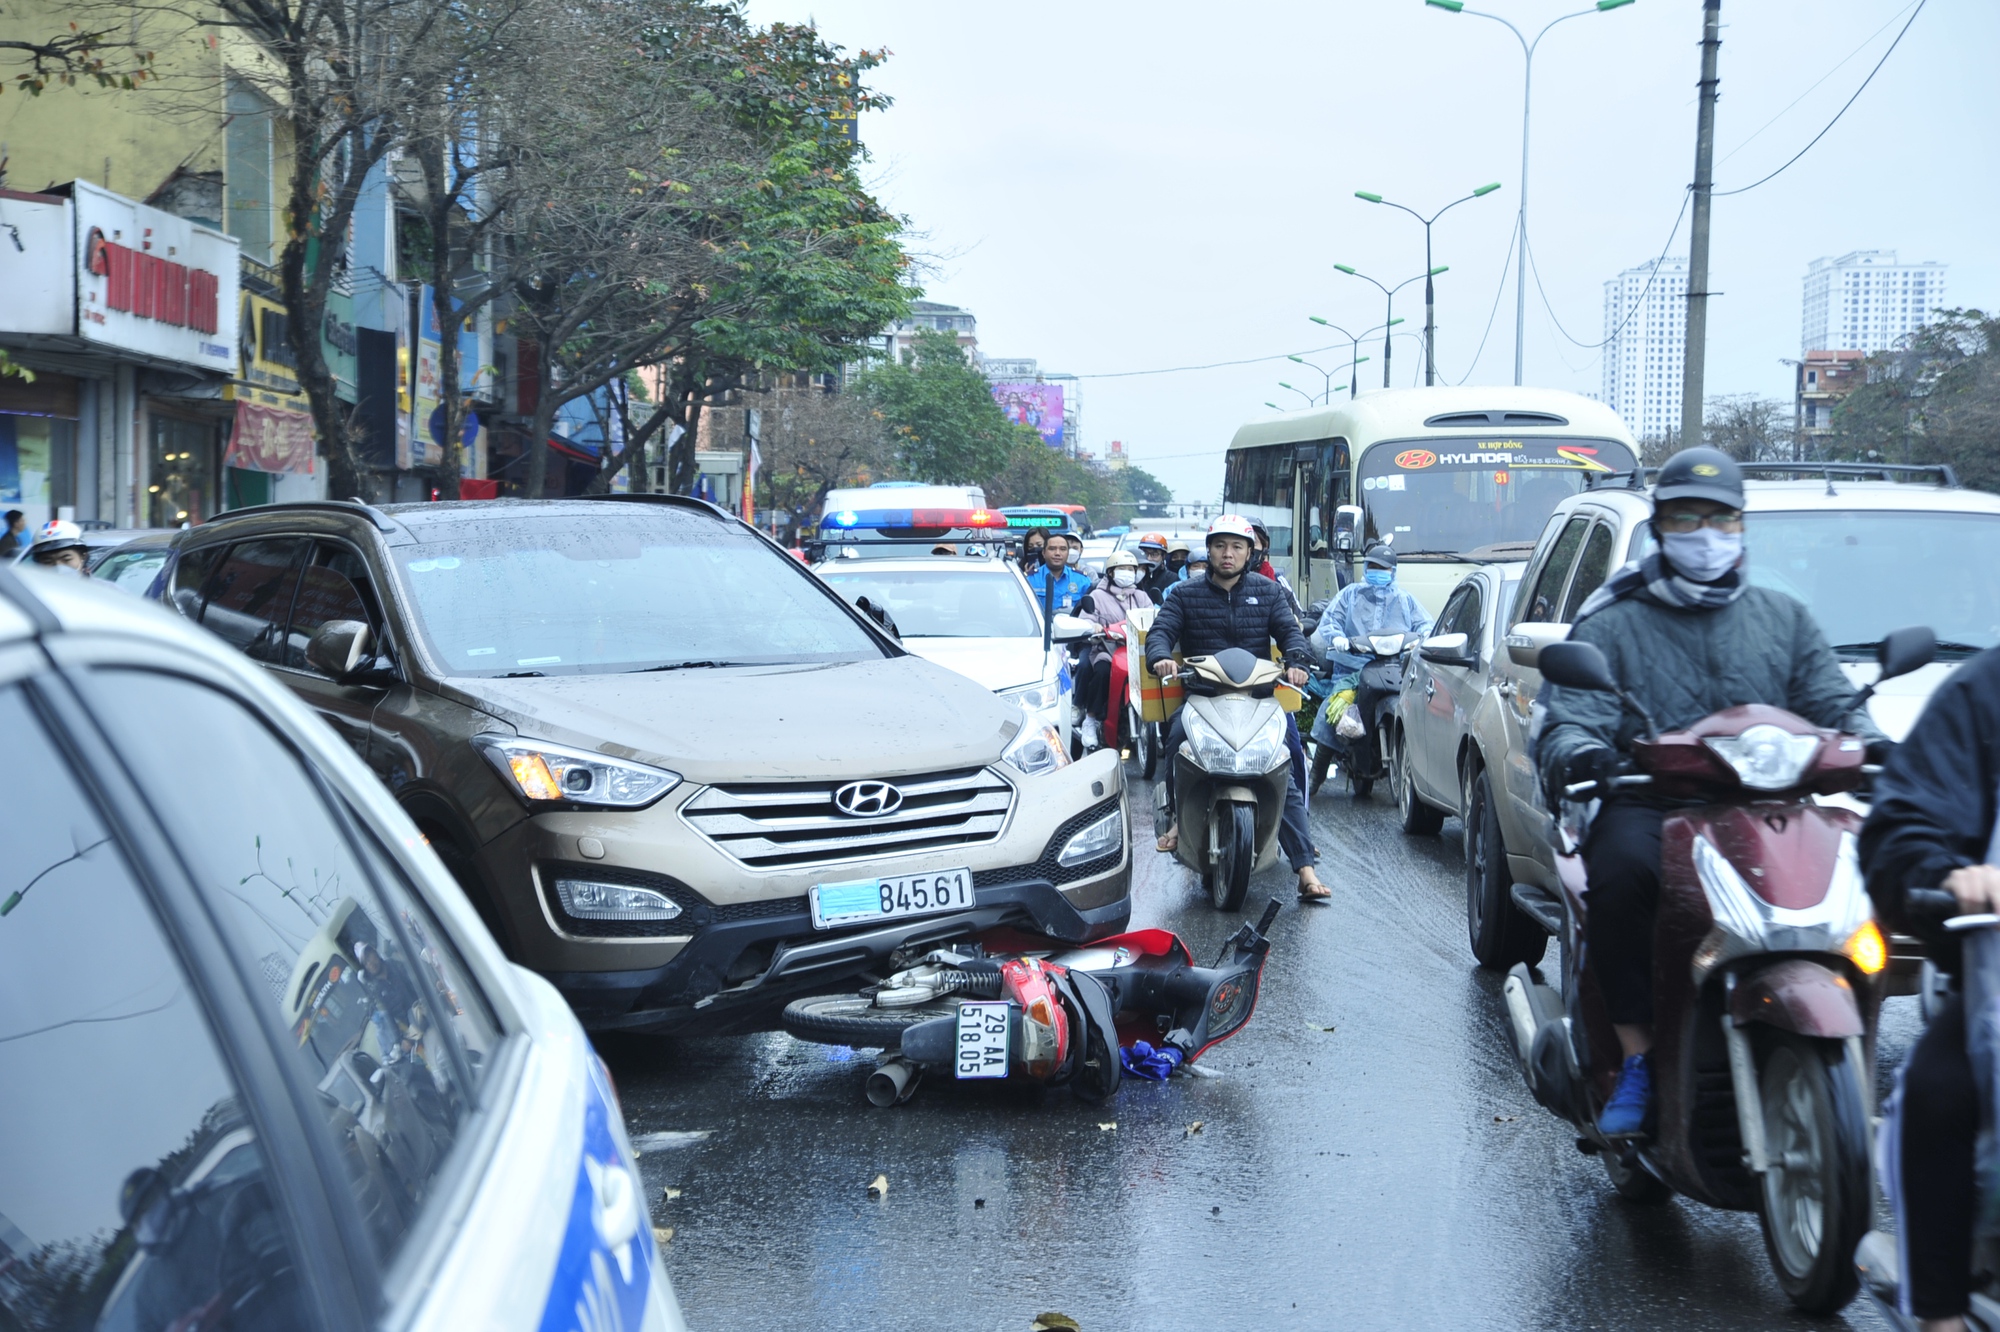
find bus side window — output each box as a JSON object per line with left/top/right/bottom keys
{"left": 1520, "top": 517, "right": 1589, "bottom": 625}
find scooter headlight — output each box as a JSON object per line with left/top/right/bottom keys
{"left": 1703, "top": 724, "right": 1820, "bottom": 791}
{"left": 1369, "top": 633, "right": 1405, "bottom": 656}
{"left": 1182, "top": 709, "right": 1289, "bottom": 777}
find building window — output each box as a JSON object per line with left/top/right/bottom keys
{"left": 225, "top": 78, "right": 276, "bottom": 263}
{"left": 148, "top": 414, "right": 218, "bottom": 526}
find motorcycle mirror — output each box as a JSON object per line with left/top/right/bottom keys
{"left": 1537, "top": 640, "right": 1618, "bottom": 694}
{"left": 1877, "top": 625, "right": 1937, "bottom": 683}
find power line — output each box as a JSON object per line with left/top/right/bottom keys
{"left": 1067, "top": 341, "right": 1354, "bottom": 380}
{"left": 1523, "top": 188, "right": 1691, "bottom": 351}
{"left": 1716, "top": 0, "right": 1920, "bottom": 167}
{"left": 1445, "top": 222, "right": 1519, "bottom": 387}
{"left": 1714, "top": 0, "right": 1927, "bottom": 197}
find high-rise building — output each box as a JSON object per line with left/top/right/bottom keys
{"left": 1800, "top": 251, "right": 1947, "bottom": 355}
{"left": 1601, "top": 255, "right": 1689, "bottom": 443}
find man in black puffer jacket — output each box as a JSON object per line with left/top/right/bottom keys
{"left": 1145, "top": 515, "right": 1325, "bottom": 899}
{"left": 1537, "top": 447, "right": 1883, "bottom": 1138}
{"left": 1859, "top": 646, "right": 2000, "bottom": 1331}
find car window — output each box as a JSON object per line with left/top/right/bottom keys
{"left": 1517, "top": 517, "right": 1589, "bottom": 625}
{"left": 394, "top": 508, "right": 887, "bottom": 676}
{"left": 202, "top": 540, "right": 308, "bottom": 662}
{"left": 1560, "top": 523, "right": 1617, "bottom": 622}
{"left": 0, "top": 684, "right": 306, "bottom": 1331}
{"left": 93, "top": 546, "right": 170, "bottom": 595}
{"left": 168, "top": 543, "right": 227, "bottom": 619}
{"left": 819, "top": 569, "right": 1040, "bottom": 638}
{"left": 285, "top": 543, "right": 385, "bottom": 672}
{"left": 90, "top": 669, "right": 488, "bottom": 1269}
{"left": 1433, "top": 584, "right": 1475, "bottom": 640}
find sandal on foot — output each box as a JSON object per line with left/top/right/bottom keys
{"left": 1297, "top": 874, "right": 1332, "bottom": 903}
{"left": 1155, "top": 828, "right": 1179, "bottom": 853}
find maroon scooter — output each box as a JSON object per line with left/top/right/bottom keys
{"left": 1503, "top": 629, "right": 1934, "bottom": 1315}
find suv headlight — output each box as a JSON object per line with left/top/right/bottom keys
{"left": 1182, "top": 709, "right": 1289, "bottom": 776}
{"left": 474, "top": 735, "right": 680, "bottom": 809}
{"left": 1002, "top": 713, "right": 1072, "bottom": 777}
{"left": 1057, "top": 806, "right": 1125, "bottom": 867}
{"left": 1003, "top": 679, "right": 1064, "bottom": 712}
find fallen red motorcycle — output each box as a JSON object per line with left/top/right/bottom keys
{"left": 780, "top": 900, "right": 1281, "bottom": 1106}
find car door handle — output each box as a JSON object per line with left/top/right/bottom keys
{"left": 1425, "top": 678, "right": 1436, "bottom": 699}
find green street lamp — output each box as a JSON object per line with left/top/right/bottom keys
{"left": 1334, "top": 265, "right": 1444, "bottom": 388}
{"left": 1354, "top": 184, "right": 1501, "bottom": 384}
{"left": 1425, "top": 0, "right": 1636, "bottom": 384}
{"left": 1308, "top": 315, "right": 1402, "bottom": 395}
{"left": 1286, "top": 352, "right": 1370, "bottom": 403}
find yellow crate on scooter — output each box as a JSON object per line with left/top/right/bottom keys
{"left": 1123, "top": 608, "right": 1303, "bottom": 718}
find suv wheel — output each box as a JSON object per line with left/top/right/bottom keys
{"left": 1465, "top": 771, "right": 1545, "bottom": 969}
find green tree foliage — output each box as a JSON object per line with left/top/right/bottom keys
{"left": 1831, "top": 309, "right": 2000, "bottom": 492}
{"left": 0, "top": 13, "right": 153, "bottom": 95}
{"left": 855, "top": 329, "right": 1018, "bottom": 485}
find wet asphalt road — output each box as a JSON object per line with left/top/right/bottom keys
{"left": 602, "top": 776, "right": 1919, "bottom": 1331}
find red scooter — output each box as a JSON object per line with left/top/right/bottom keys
{"left": 1507, "top": 630, "right": 1934, "bottom": 1314}
{"left": 781, "top": 900, "right": 1280, "bottom": 1106}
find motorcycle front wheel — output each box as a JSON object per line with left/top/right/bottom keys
{"left": 1756, "top": 1034, "right": 1869, "bottom": 1314}
{"left": 1209, "top": 801, "right": 1255, "bottom": 911}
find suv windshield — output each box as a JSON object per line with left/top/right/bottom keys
{"left": 821, "top": 567, "right": 1041, "bottom": 638}
{"left": 395, "top": 509, "right": 887, "bottom": 676}
{"left": 1359, "top": 437, "right": 1638, "bottom": 557}
{"left": 1743, "top": 509, "right": 2000, "bottom": 660}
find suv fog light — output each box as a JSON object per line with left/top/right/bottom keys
{"left": 555, "top": 877, "right": 684, "bottom": 921}
{"left": 1057, "top": 807, "right": 1124, "bottom": 867}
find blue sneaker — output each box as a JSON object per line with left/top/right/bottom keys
{"left": 1599, "top": 1053, "right": 1654, "bottom": 1138}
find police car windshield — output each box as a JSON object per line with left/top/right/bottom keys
{"left": 1359, "top": 437, "right": 1637, "bottom": 557}
{"left": 821, "top": 568, "right": 1041, "bottom": 638}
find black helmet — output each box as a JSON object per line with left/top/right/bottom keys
{"left": 1363, "top": 542, "right": 1397, "bottom": 570}
{"left": 1652, "top": 447, "right": 1745, "bottom": 510}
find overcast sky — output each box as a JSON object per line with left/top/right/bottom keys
{"left": 746, "top": 0, "right": 1997, "bottom": 503}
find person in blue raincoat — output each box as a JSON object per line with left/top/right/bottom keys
{"left": 1308, "top": 543, "right": 1431, "bottom": 743}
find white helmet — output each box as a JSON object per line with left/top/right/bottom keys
{"left": 29, "top": 518, "right": 89, "bottom": 561}
{"left": 1207, "top": 514, "right": 1256, "bottom": 547}
{"left": 1104, "top": 550, "right": 1141, "bottom": 571}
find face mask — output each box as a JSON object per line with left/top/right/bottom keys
{"left": 1661, "top": 527, "right": 1742, "bottom": 583}
{"left": 1364, "top": 568, "right": 1394, "bottom": 588}
{"left": 1111, "top": 568, "right": 1138, "bottom": 588}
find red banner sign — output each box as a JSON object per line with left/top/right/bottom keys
{"left": 226, "top": 400, "right": 316, "bottom": 476}
{"left": 86, "top": 228, "right": 221, "bottom": 334}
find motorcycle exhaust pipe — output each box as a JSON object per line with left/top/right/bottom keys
{"left": 1501, "top": 973, "right": 1540, "bottom": 1071}
{"left": 867, "top": 1056, "right": 922, "bottom": 1108}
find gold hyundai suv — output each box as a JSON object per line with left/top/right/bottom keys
{"left": 152, "top": 496, "right": 1130, "bottom": 1033}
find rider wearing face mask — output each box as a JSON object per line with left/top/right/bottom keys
{"left": 1073, "top": 551, "right": 1155, "bottom": 749}
{"left": 1311, "top": 543, "right": 1431, "bottom": 677}
{"left": 1538, "top": 447, "right": 1885, "bottom": 1139}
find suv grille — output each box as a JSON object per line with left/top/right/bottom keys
{"left": 681, "top": 767, "right": 1015, "bottom": 870}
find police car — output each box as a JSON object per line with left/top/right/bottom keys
{"left": 0, "top": 566, "right": 686, "bottom": 1331}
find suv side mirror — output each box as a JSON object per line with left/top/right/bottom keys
{"left": 1418, "top": 631, "right": 1475, "bottom": 668}
{"left": 1878, "top": 625, "right": 1937, "bottom": 683}
{"left": 308, "top": 619, "right": 374, "bottom": 678}
{"left": 1537, "top": 640, "right": 1617, "bottom": 693}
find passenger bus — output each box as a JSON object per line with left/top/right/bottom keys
{"left": 1221, "top": 387, "right": 1639, "bottom": 616}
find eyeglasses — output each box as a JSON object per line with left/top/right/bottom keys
{"left": 1656, "top": 510, "right": 1744, "bottom": 535}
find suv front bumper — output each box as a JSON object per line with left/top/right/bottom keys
{"left": 471, "top": 750, "right": 1132, "bottom": 1031}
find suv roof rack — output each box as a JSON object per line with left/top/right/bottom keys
{"left": 572, "top": 493, "right": 731, "bottom": 517}
{"left": 1736, "top": 461, "right": 1959, "bottom": 488}
{"left": 1583, "top": 467, "right": 1654, "bottom": 492}
{"left": 203, "top": 498, "right": 401, "bottom": 533}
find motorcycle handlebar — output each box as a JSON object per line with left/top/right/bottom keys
{"left": 1905, "top": 888, "right": 1962, "bottom": 920}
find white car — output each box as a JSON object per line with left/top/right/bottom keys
{"left": 816, "top": 554, "right": 1090, "bottom": 741}
{"left": 0, "top": 566, "right": 686, "bottom": 1332}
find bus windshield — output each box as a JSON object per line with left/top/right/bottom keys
{"left": 1357, "top": 437, "right": 1636, "bottom": 557}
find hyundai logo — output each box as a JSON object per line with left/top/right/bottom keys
{"left": 832, "top": 780, "right": 903, "bottom": 818}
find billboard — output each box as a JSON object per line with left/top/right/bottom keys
{"left": 73, "top": 179, "right": 239, "bottom": 372}
{"left": 992, "top": 382, "right": 1064, "bottom": 448}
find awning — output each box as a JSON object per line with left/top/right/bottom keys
{"left": 225, "top": 399, "right": 315, "bottom": 475}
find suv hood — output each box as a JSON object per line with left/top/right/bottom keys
{"left": 446, "top": 655, "right": 1021, "bottom": 783}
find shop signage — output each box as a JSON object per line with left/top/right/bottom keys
{"left": 73, "top": 180, "right": 239, "bottom": 372}
{"left": 0, "top": 189, "right": 74, "bottom": 334}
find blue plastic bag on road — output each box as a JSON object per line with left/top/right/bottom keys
{"left": 1120, "top": 1040, "right": 1184, "bottom": 1081}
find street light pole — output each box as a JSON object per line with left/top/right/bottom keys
{"left": 1285, "top": 354, "right": 1371, "bottom": 404}
{"left": 1355, "top": 183, "right": 1501, "bottom": 384}
{"left": 1334, "top": 266, "right": 1442, "bottom": 389}
{"left": 1425, "top": 0, "right": 1635, "bottom": 385}
{"left": 1310, "top": 316, "right": 1404, "bottom": 396}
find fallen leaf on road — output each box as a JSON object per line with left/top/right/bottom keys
{"left": 1184, "top": 1121, "right": 1205, "bottom": 1137}
{"left": 867, "top": 1173, "right": 889, "bottom": 1199}
{"left": 652, "top": 1227, "right": 674, "bottom": 1244}
{"left": 1305, "top": 1022, "right": 1337, "bottom": 1033}
{"left": 1096, "top": 1122, "right": 1117, "bottom": 1132}
{"left": 974, "top": 1197, "right": 986, "bottom": 1208}
{"left": 1031, "top": 1314, "right": 1081, "bottom": 1331}
{"left": 1493, "top": 1115, "right": 1517, "bottom": 1123}
{"left": 661, "top": 1186, "right": 682, "bottom": 1201}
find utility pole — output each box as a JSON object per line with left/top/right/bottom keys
{"left": 1679, "top": 0, "right": 1721, "bottom": 451}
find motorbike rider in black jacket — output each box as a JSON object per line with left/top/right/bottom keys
{"left": 1538, "top": 447, "right": 1883, "bottom": 1138}
{"left": 1859, "top": 645, "right": 2000, "bottom": 1332}
{"left": 1145, "top": 515, "right": 1327, "bottom": 901}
